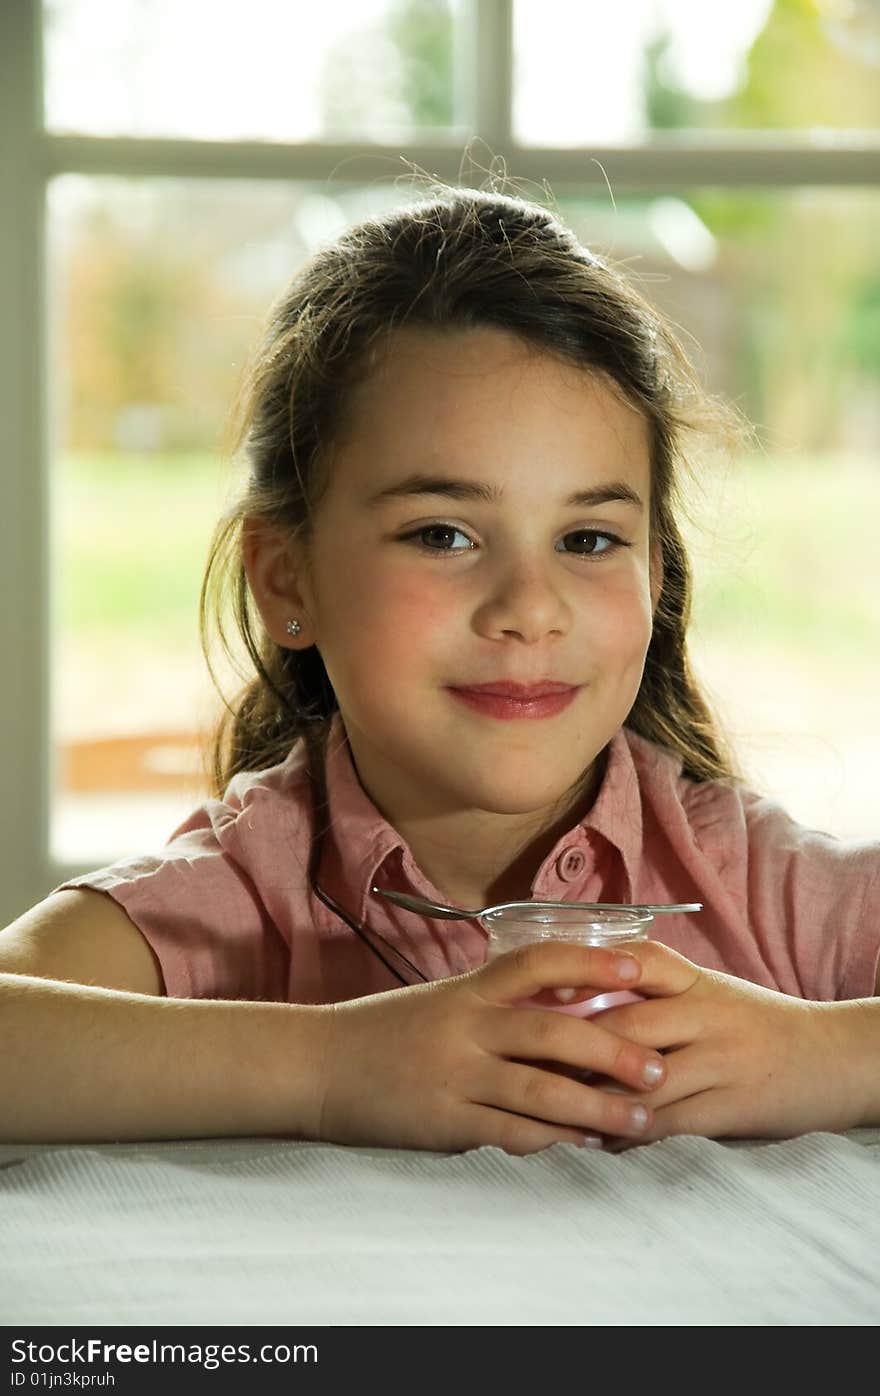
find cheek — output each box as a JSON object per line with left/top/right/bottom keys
{"left": 586, "top": 575, "right": 654, "bottom": 660}
{"left": 315, "top": 552, "right": 455, "bottom": 655}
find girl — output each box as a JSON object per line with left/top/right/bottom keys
{"left": 2, "top": 188, "right": 878, "bottom": 1153}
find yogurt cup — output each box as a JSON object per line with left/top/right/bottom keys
{"left": 479, "top": 904, "right": 653, "bottom": 1017}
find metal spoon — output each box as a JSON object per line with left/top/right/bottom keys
{"left": 371, "top": 887, "right": 702, "bottom": 921}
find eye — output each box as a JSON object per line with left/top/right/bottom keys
{"left": 557, "top": 530, "right": 626, "bottom": 556}
{"left": 402, "top": 524, "right": 475, "bottom": 553}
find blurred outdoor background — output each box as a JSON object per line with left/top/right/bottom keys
{"left": 41, "top": 0, "right": 880, "bottom": 862}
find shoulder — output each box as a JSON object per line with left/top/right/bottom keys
{"left": 54, "top": 739, "right": 317, "bottom": 1001}
{"left": 621, "top": 729, "right": 880, "bottom": 998}
{"left": 733, "top": 785, "right": 880, "bottom": 901}
{"left": 621, "top": 725, "right": 880, "bottom": 878}
{"left": 620, "top": 727, "right": 747, "bottom": 867}
{"left": 65, "top": 736, "right": 318, "bottom": 900}
{"left": 168, "top": 738, "right": 316, "bottom": 857}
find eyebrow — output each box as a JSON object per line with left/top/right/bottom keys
{"left": 364, "top": 473, "right": 645, "bottom": 512}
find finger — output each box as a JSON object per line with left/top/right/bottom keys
{"left": 492, "top": 1002, "right": 667, "bottom": 1095}
{"left": 599, "top": 1042, "right": 738, "bottom": 1146}
{"left": 608, "top": 1086, "right": 736, "bottom": 1148}
{"left": 455, "top": 1101, "right": 608, "bottom": 1157}
{"left": 591, "top": 995, "right": 703, "bottom": 1050}
{"left": 589, "top": 1043, "right": 713, "bottom": 1111}
{"left": 473, "top": 1059, "right": 655, "bottom": 1142}
{"left": 612, "top": 939, "right": 702, "bottom": 997}
{"left": 475, "top": 939, "right": 643, "bottom": 1006}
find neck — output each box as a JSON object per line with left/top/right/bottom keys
{"left": 373, "top": 754, "right": 607, "bottom": 910}
{"left": 404, "top": 818, "right": 570, "bottom": 909}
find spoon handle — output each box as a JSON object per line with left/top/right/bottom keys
{"left": 372, "top": 887, "right": 701, "bottom": 919}
{"left": 371, "top": 889, "right": 469, "bottom": 918}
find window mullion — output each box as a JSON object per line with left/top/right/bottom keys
{"left": 0, "top": 0, "right": 50, "bottom": 926}
{"left": 40, "top": 134, "right": 880, "bottom": 191}
{"left": 467, "top": 0, "right": 514, "bottom": 150}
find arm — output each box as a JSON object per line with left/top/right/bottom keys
{"left": 827, "top": 996, "right": 880, "bottom": 1127}
{"left": 0, "top": 893, "right": 668, "bottom": 1151}
{"left": 0, "top": 972, "right": 329, "bottom": 1143}
{"left": 0, "top": 889, "right": 328, "bottom": 1143}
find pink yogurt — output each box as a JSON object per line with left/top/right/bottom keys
{"left": 521, "top": 988, "right": 645, "bottom": 1017}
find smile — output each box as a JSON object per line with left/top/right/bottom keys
{"left": 447, "top": 686, "right": 580, "bottom": 720}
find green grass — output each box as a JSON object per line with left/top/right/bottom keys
{"left": 55, "top": 450, "right": 880, "bottom": 659}
{"left": 684, "top": 454, "right": 880, "bottom": 654}
{"left": 55, "top": 451, "right": 234, "bottom": 646}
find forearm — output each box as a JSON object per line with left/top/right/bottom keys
{"left": 826, "top": 997, "right": 880, "bottom": 1128}
{"left": 0, "top": 972, "right": 329, "bottom": 1144}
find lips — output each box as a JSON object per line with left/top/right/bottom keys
{"left": 451, "top": 681, "right": 577, "bottom": 699}
{"left": 447, "top": 681, "right": 580, "bottom": 721}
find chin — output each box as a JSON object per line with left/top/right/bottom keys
{"left": 460, "top": 770, "right": 587, "bottom": 818}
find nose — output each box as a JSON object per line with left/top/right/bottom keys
{"left": 471, "top": 553, "right": 571, "bottom": 644}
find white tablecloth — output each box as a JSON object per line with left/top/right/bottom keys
{"left": 2, "top": 1130, "right": 878, "bottom": 1326}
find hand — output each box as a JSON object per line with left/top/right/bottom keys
{"left": 312, "top": 941, "right": 668, "bottom": 1155}
{"left": 589, "top": 941, "right": 861, "bottom": 1146}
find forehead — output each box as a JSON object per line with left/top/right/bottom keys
{"left": 330, "top": 326, "right": 652, "bottom": 495}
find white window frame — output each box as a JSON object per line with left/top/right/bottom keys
{"left": 1, "top": 0, "right": 878, "bottom": 925}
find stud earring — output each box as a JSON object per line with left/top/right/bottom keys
{"left": 286, "top": 619, "right": 302, "bottom": 637}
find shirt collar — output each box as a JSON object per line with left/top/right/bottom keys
{"left": 321, "top": 713, "right": 644, "bottom": 918}
{"left": 321, "top": 714, "right": 410, "bottom": 923}
{"left": 576, "top": 726, "right": 644, "bottom": 901}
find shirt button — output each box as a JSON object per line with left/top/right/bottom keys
{"left": 557, "top": 847, "right": 587, "bottom": 881}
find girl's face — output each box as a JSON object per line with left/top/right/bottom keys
{"left": 282, "top": 326, "right": 660, "bottom": 827}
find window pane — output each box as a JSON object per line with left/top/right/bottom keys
{"left": 43, "top": 0, "right": 464, "bottom": 140}
{"left": 515, "top": 0, "right": 880, "bottom": 144}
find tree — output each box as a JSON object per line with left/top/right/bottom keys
{"left": 319, "top": 0, "right": 455, "bottom": 134}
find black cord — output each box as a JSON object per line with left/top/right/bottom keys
{"left": 307, "top": 816, "right": 429, "bottom": 988}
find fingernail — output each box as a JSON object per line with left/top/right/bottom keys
{"left": 642, "top": 1059, "right": 664, "bottom": 1086}
{"left": 630, "top": 1104, "right": 649, "bottom": 1132}
{"left": 581, "top": 1134, "right": 603, "bottom": 1149}
{"left": 614, "top": 954, "right": 640, "bottom": 982}
{"left": 555, "top": 986, "right": 577, "bottom": 1002}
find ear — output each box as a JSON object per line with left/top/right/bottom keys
{"left": 242, "top": 519, "right": 315, "bottom": 649}
{"left": 649, "top": 538, "right": 664, "bottom": 616}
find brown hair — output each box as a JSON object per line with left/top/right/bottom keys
{"left": 200, "top": 184, "right": 746, "bottom": 807}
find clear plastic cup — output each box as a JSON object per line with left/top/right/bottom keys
{"left": 479, "top": 904, "right": 654, "bottom": 1017}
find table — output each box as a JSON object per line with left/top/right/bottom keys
{"left": 2, "top": 1130, "right": 879, "bottom": 1326}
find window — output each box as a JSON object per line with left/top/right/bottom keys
{"left": 2, "top": 0, "right": 878, "bottom": 924}
{"left": 513, "top": 0, "right": 880, "bottom": 142}
{"left": 43, "top": 0, "right": 467, "bottom": 142}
